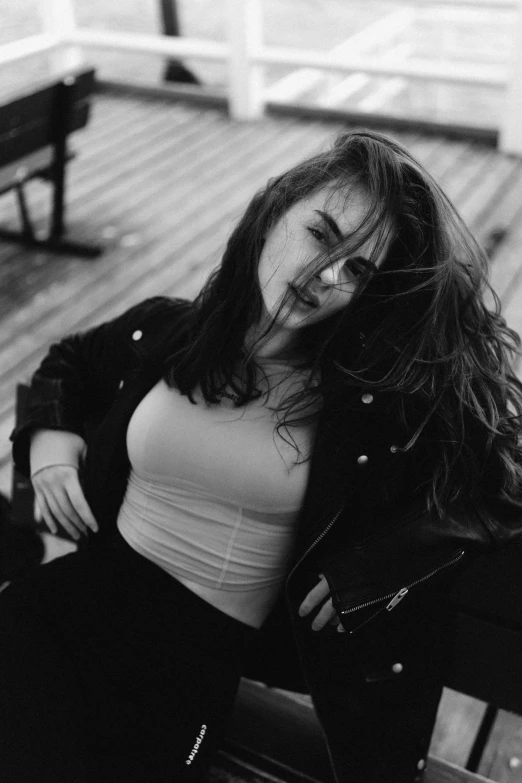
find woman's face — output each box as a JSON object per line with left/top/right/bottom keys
{"left": 257, "top": 186, "right": 391, "bottom": 336}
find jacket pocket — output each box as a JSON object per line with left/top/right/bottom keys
{"left": 340, "top": 548, "right": 466, "bottom": 635}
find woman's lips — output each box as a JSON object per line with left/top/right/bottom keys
{"left": 289, "top": 284, "right": 319, "bottom": 309}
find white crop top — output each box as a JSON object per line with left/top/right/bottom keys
{"left": 117, "top": 369, "right": 315, "bottom": 628}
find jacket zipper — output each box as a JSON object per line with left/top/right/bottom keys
{"left": 286, "top": 504, "right": 346, "bottom": 587}
{"left": 343, "top": 548, "right": 466, "bottom": 634}
{"left": 322, "top": 730, "right": 342, "bottom": 783}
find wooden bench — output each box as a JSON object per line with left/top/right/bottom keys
{"left": 220, "top": 683, "right": 494, "bottom": 783}
{"left": 0, "top": 68, "right": 101, "bottom": 258}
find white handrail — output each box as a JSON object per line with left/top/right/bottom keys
{"left": 500, "top": 0, "right": 522, "bottom": 153}
{"left": 255, "top": 47, "right": 507, "bottom": 87}
{"left": 377, "top": 0, "right": 515, "bottom": 7}
{"left": 0, "top": 34, "right": 61, "bottom": 68}
{"left": 56, "top": 33, "right": 506, "bottom": 90}
{"left": 69, "top": 30, "right": 227, "bottom": 61}
{"left": 39, "top": 0, "right": 83, "bottom": 73}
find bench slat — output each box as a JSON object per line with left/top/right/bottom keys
{"left": 0, "top": 70, "right": 94, "bottom": 168}
{"left": 426, "top": 757, "right": 492, "bottom": 783}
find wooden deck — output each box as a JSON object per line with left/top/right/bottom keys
{"left": 1, "top": 91, "right": 522, "bottom": 780}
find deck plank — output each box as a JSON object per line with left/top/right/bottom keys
{"left": 430, "top": 689, "right": 488, "bottom": 769}
{"left": 478, "top": 710, "right": 522, "bottom": 782}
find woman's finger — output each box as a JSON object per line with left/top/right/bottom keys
{"left": 40, "top": 491, "right": 82, "bottom": 541}
{"left": 311, "top": 597, "right": 337, "bottom": 631}
{"left": 65, "top": 478, "right": 98, "bottom": 533}
{"left": 34, "top": 491, "right": 58, "bottom": 536}
{"left": 32, "top": 466, "right": 92, "bottom": 539}
{"left": 298, "top": 574, "right": 330, "bottom": 617}
{"left": 50, "top": 485, "right": 90, "bottom": 536}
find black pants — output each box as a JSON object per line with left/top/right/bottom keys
{"left": 0, "top": 530, "right": 252, "bottom": 783}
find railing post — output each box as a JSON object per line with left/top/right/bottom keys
{"left": 39, "top": 0, "right": 84, "bottom": 74}
{"left": 226, "top": 0, "right": 264, "bottom": 120}
{"left": 500, "top": 0, "right": 522, "bottom": 155}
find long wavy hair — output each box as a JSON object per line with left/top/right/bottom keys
{"left": 164, "top": 129, "right": 522, "bottom": 512}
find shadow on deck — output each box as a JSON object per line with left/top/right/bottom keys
{"left": 1, "top": 91, "right": 522, "bottom": 782}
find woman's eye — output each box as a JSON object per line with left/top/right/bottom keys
{"left": 307, "top": 227, "right": 326, "bottom": 243}
{"left": 344, "top": 259, "right": 374, "bottom": 279}
{"left": 344, "top": 263, "right": 363, "bottom": 278}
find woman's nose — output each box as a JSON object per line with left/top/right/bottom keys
{"left": 318, "top": 261, "right": 344, "bottom": 286}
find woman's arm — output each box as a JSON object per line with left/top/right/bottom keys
{"left": 11, "top": 296, "right": 184, "bottom": 477}
{"left": 30, "top": 428, "right": 87, "bottom": 476}
{"left": 11, "top": 296, "right": 188, "bottom": 538}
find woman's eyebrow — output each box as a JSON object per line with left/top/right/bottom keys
{"left": 314, "top": 210, "right": 343, "bottom": 240}
{"left": 314, "top": 209, "right": 377, "bottom": 267}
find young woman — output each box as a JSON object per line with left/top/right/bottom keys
{"left": 4, "top": 130, "right": 522, "bottom": 783}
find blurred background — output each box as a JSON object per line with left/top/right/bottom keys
{"left": 1, "top": 0, "right": 518, "bottom": 131}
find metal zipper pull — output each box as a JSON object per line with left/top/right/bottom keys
{"left": 386, "top": 587, "right": 409, "bottom": 611}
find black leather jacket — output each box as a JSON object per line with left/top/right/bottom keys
{"left": 11, "top": 297, "right": 522, "bottom": 783}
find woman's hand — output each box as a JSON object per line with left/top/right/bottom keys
{"left": 298, "top": 574, "right": 344, "bottom": 632}
{"left": 32, "top": 464, "right": 98, "bottom": 541}
{"left": 29, "top": 429, "right": 98, "bottom": 541}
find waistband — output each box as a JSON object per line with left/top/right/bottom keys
{"left": 95, "top": 528, "right": 256, "bottom": 639}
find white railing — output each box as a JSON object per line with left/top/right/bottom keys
{"left": 3, "top": 0, "right": 522, "bottom": 154}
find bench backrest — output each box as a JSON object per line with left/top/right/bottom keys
{"left": 0, "top": 68, "right": 95, "bottom": 168}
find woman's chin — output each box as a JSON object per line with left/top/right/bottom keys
{"left": 271, "top": 299, "right": 323, "bottom": 329}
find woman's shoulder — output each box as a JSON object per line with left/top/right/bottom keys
{"left": 112, "top": 296, "right": 193, "bottom": 340}
{"left": 120, "top": 296, "right": 192, "bottom": 324}
{"left": 105, "top": 296, "right": 193, "bottom": 366}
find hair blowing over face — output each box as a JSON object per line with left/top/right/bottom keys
{"left": 165, "top": 129, "right": 522, "bottom": 513}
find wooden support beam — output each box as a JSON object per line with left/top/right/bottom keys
{"left": 499, "top": 0, "right": 522, "bottom": 154}
{"left": 39, "top": 0, "right": 83, "bottom": 75}
{"left": 226, "top": 0, "right": 264, "bottom": 120}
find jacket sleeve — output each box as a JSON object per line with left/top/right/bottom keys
{"left": 10, "top": 296, "right": 185, "bottom": 477}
